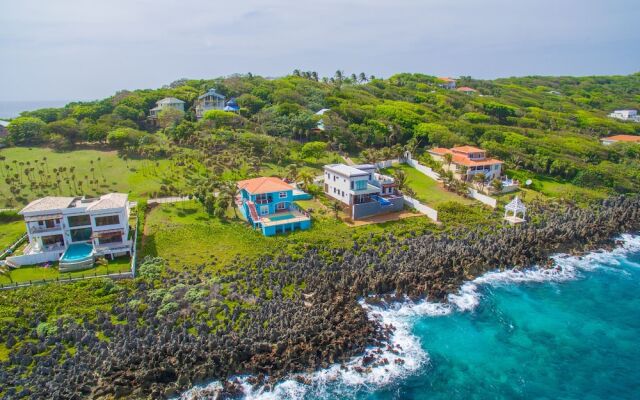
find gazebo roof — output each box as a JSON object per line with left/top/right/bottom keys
{"left": 505, "top": 196, "right": 526, "bottom": 213}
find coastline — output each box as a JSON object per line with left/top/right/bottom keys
{"left": 183, "top": 233, "right": 640, "bottom": 399}
{"left": 3, "top": 196, "right": 640, "bottom": 399}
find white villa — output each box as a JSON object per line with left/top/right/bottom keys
{"left": 608, "top": 109, "right": 639, "bottom": 122}
{"left": 437, "top": 77, "right": 457, "bottom": 90}
{"left": 7, "top": 193, "right": 132, "bottom": 269}
{"left": 149, "top": 97, "right": 185, "bottom": 119}
{"left": 323, "top": 164, "right": 403, "bottom": 219}
{"left": 195, "top": 89, "right": 226, "bottom": 119}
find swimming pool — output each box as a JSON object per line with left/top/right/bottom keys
{"left": 60, "top": 243, "right": 94, "bottom": 262}
{"left": 268, "top": 213, "right": 295, "bottom": 222}
{"left": 59, "top": 243, "right": 95, "bottom": 272}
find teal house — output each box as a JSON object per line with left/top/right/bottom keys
{"left": 237, "top": 177, "right": 312, "bottom": 236}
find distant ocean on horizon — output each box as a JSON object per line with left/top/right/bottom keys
{"left": 0, "top": 100, "right": 72, "bottom": 119}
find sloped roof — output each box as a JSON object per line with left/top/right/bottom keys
{"left": 438, "top": 77, "right": 456, "bottom": 82}
{"left": 85, "top": 193, "right": 129, "bottom": 211}
{"left": 198, "top": 89, "right": 225, "bottom": 100}
{"left": 452, "top": 145, "right": 485, "bottom": 154}
{"left": 505, "top": 196, "right": 526, "bottom": 212}
{"left": 157, "top": 97, "right": 185, "bottom": 105}
{"left": 602, "top": 135, "right": 640, "bottom": 143}
{"left": 456, "top": 86, "right": 477, "bottom": 92}
{"left": 0, "top": 120, "right": 9, "bottom": 127}
{"left": 19, "top": 197, "right": 76, "bottom": 214}
{"left": 237, "top": 177, "right": 293, "bottom": 195}
{"left": 315, "top": 108, "right": 330, "bottom": 115}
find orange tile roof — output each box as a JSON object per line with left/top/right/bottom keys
{"left": 456, "top": 86, "right": 476, "bottom": 92}
{"left": 428, "top": 146, "right": 502, "bottom": 167}
{"left": 452, "top": 154, "right": 502, "bottom": 167}
{"left": 452, "top": 145, "right": 484, "bottom": 154}
{"left": 602, "top": 135, "right": 640, "bottom": 143}
{"left": 438, "top": 77, "right": 455, "bottom": 82}
{"left": 237, "top": 177, "right": 292, "bottom": 195}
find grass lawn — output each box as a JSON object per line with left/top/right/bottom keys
{"left": 141, "top": 200, "right": 437, "bottom": 271}
{"left": 0, "top": 147, "right": 175, "bottom": 208}
{"left": 381, "top": 164, "right": 474, "bottom": 207}
{"left": 0, "top": 257, "right": 131, "bottom": 285}
{"left": 0, "top": 220, "right": 25, "bottom": 251}
{"left": 506, "top": 169, "right": 608, "bottom": 203}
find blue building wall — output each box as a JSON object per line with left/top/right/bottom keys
{"left": 241, "top": 188, "right": 295, "bottom": 217}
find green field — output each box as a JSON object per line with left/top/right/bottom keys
{"left": 0, "top": 147, "right": 175, "bottom": 208}
{"left": 0, "top": 257, "right": 131, "bottom": 285}
{"left": 381, "top": 164, "right": 474, "bottom": 207}
{"left": 141, "top": 199, "right": 437, "bottom": 271}
{"left": 506, "top": 169, "right": 609, "bottom": 202}
{"left": 0, "top": 220, "right": 25, "bottom": 251}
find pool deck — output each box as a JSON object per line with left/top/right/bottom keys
{"left": 260, "top": 210, "right": 310, "bottom": 228}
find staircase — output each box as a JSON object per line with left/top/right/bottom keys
{"left": 246, "top": 201, "right": 260, "bottom": 223}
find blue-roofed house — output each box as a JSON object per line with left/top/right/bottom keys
{"left": 224, "top": 98, "right": 240, "bottom": 113}
{"left": 236, "top": 177, "right": 312, "bottom": 236}
{"left": 195, "top": 89, "right": 226, "bottom": 119}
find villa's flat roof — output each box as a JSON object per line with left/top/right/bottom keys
{"left": 324, "top": 164, "right": 369, "bottom": 177}
{"left": 19, "top": 193, "right": 129, "bottom": 214}
{"left": 19, "top": 197, "right": 76, "bottom": 214}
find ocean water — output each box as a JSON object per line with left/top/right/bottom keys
{"left": 183, "top": 235, "right": 640, "bottom": 399}
{"left": 0, "top": 100, "right": 71, "bottom": 119}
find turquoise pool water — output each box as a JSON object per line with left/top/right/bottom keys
{"left": 60, "top": 243, "right": 94, "bottom": 262}
{"left": 269, "top": 213, "right": 295, "bottom": 222}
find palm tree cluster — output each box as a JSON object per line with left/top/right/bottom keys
{"left": 292, "top": 69, "right": 374, "bottom": 85}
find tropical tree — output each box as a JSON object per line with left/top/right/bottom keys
{"left": 7, "top": 116, "right": 46, "bottom": 145}
{"left": 297, "top": 170, "right": 314, "bottom": 189}
{"left": 491, "top": 178, "right": 504, "bottom": 193}
{"left": 330, "top": 201, "right": 341, "bottom": 219}
{"left": 473, "top": 172, "right": 487, "bottom": 192}
{"left": 393, "top": 169, "right": 408, "bottom": 191}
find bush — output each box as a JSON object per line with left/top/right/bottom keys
{"left": 138, "top": 256, "right": 166, "bottom": 280}
{"left": 7, "top": 116, "right": 46, "bottom": 145}
{"left": 107, "top": 127, "right": 145, "bottom": 148}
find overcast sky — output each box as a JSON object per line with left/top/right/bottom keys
{"left": 1, "top": 0, "right": 639, "bottom": 101}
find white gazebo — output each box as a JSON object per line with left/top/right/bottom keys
{"left": 504, "top": 196, "right": 526, "bottom": 224}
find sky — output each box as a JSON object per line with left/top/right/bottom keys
{"left": 1, "top": 0, "right": 639, "bottom": 102}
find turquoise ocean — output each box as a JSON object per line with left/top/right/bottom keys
{"left": 183, "top": 234, "right": 640, "bottom": 399}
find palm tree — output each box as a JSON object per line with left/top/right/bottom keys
{"left": 491, "top": 178, "right": 504, "bottom": 193}
{"left": 218, "top": 181, "right": 238, "bottom": 218}
{"left": 297, "top": 170, "right": 314, "bottom": 190}
{"left": 359, "top": 72, "right": 368, "bottom": 83}
{"left": 334, "top": 70, "right": 344, "bottom": 81}
{"left": 443, "top": 153, "right": 453, "bottom": 170}
{"left": 285, "top": 163, "right": 300, "bottom": 181}
{"left": 393, "top": 169, "right": 408, "bottom": 191}
{"left": 473, "top": 172, "right": 487, "bottom": 192}
{"left": 350, "top": 73, "right": 358, "bottom": 83}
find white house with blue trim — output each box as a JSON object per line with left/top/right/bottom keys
{"left": 195, "top": 89, "right": 226, "bottom": 119}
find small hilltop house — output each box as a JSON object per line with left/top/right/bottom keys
{"left": 456, "top": 86, "right": 477, "bottom": 95}
{"left": 149, "top": 97, "right": 185, "bottom": 119}
{"left": 608, "top": 109, "right": 639, "bottom": 122}
{"left": 237, "top": 177, "right": 311, "bottom": 236}
{"left": 323, "top": 164, "right": 403, "bottom": 220}
{"left": 313, "top": 108, "right": 330, "bottom": 132}
{"left": 7, "top": 193, "right": 132, "bottom": 270}
{"left": 600, "top": 135, "right": 640, "bottom": 146}
{"left": 437, "top": 77, "right": 457, "bottom": 90}
{"left": 195, "top": 89, "right": 226, "bottom": 119}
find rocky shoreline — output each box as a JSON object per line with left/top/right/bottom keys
{"left": 1, "top": 196, "right": 640, "bottom": 399}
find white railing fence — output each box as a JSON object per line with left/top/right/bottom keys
{"left": 402, "top": 195, "right": 438, "bottom": 222}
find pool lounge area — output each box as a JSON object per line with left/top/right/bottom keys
{"left": 59, "top": 243, "right": 95, "bottom": 272}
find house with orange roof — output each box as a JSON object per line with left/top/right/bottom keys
{"left": 428, "top": 146, "right": 517, "bottom": 191}
{"left": 437, "top": 77, "right": 457, "bottom": 90}
{"left": 236, "top": 177, "right": 311, "bottom": 236}
{"left": 456, "top": 86, "right": 477, "bottom": 95}
{"left": 600, "top": 135, "right": 640, "bottom": 146}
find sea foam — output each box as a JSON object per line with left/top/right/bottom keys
{"left": 181, "top": 234, "right": 640, "bottom": 399}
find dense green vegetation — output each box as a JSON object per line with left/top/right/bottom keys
{"left": 1, "top": 72, "right": 638, "bottom": 204}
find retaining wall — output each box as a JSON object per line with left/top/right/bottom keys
{"left": 352, "top": 197, "right": 404, "bottom": 219}
{"left": 402, "top": 196, "right": 438, "bottom": 222}
{"left": 468, "top": 188, "right": 498, "bottom": 208}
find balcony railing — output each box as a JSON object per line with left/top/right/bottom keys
{"left": 29, "top": 225, "right": 63, "bottom": 234}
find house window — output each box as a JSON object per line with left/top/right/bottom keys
{"left": 277, "top": 202, "right": 286, "bottom": 210}
{"left": 70, "top": 228, "right": 92, "bottom": 242}
{"left": 355, "top": 180, "right": 367, "bottom": 190}
{"left": 95, "top": 215, "right": 120, "bottom": 226}
{"left": 68, "top": 215, "right": 91, "bottom": 227}
{"left": 99, "top": 235, "right": 123, "bottom": 245}
{"left": 260, "top": 205, "right": 269, "bottom": 215}
{"left": 42, "top": 234, "right": 64, "bottom": 246}
{"left": 279, "top": 192, "right": 287, "bottom": 199}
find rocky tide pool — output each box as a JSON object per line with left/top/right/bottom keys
{"left": 183, "top": 234, "right": 640, "bottom": 399}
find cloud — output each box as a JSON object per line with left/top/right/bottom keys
{"left": 0, "top": 0, "right": 638, "bottom": 100}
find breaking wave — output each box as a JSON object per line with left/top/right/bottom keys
{"left": 182, "top": 234, "right": 640, "bottom": 399}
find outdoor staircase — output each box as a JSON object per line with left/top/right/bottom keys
{"left": 246, "top": 201, "right": 260, "bottom": 223}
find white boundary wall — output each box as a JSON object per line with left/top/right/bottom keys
{"left": 468, "top": 188, "right": 497, "bottom": 208}
{"left": 403, "top": 195, "right": 438, "bottom": 222}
